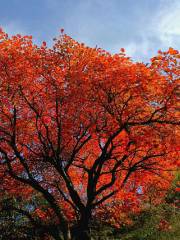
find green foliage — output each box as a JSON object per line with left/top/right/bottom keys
{"left": 89, "top": 173, "right": 180, "bottom": 240}
{"left": 0, "top": 195, "right": 48, "bottom": 240}
{"left": 87, "top": 203, "right": 180, "bottom": 240}
{"left": 120, "top": 205, "right": 180, "bottom": 240}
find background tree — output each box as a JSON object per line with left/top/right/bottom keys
{"left": 0, "top": 29, "right": 179, "bottom": 240}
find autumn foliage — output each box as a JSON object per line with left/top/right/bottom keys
{"left": 0, "top": 29, "right": 179, "bottom": 240}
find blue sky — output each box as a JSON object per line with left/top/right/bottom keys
{"left": 1, "top": 0, "right": 180, "bottom": 62}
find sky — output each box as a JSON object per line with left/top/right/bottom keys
{"left": 1, "top": 0, "right": 180, "bottom": 62}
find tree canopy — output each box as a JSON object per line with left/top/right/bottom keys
{"left": 0, "top": 29, "right": 179, "bottom": 240}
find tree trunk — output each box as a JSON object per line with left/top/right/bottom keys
{"left": 74, "top": 208, "right": 91, "bottom": 240}
{"left": 62, "top": 223, "right": 72, "bottom": 240}
{"left": 50, "top": 223, "right": 71, "bottom": 240}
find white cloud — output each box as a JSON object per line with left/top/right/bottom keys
{"left": 125, "top": 40, "right": 150, "bottom": 62}
{"left": 114, "top": 0, "right": 180, "bottom": 62}
{"left": 153, "top": 0, "right": 180, "bottom": 46}
{"left": 124, "top": 42, "right": 137, "bottom": 58}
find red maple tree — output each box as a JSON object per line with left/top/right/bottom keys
{"left": 0, "top": 29, "right": 179, "bottom": 240}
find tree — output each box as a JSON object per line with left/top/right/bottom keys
{"left": 0, "top": 29, "right": 179, "bottom": 240}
